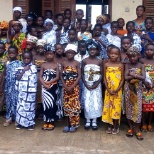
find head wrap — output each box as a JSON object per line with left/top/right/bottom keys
{"left": 126, "top": 46, "right": 140, "bottom": 56}
{"left": 65, "top": 44, "right": 77, "bottom": 53}
{"left": 86, "top": 39, "right": 99, "bottom": 50}
{"left": 36, "top": 39, "right": 46, "bottom": 47}
{"left": 44, "top": 44, "right": 55, "bottom": 52}
{"left": 25, "top": 12, "right": 37, "bottom": 21}
{"left": 0, "top": 21, "right": 9, "bottom": 29}
{"left": 13, "top": 7, "right": 22, "bottom": 13}
{"left": 44, "top": 18, "right": 54, "bottom": 26}
{"left": 26, "top": 35, "right": 38, "bottom": 44}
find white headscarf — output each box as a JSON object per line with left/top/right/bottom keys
{"left": 13, "top": 7, "right": 22, "bottom": 13}
{"left": 65, "top": 44, "right": 77, "bottom": 53}
{"left": 44, "top": 18, "right": 54, "bottom": 26}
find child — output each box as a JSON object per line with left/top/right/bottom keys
{"left": 93, "top": 24, "right": 109, "bottom": 59}
{"left": 39, "top": 44, "right": 59, "bottom": 130}
{"left": 82, "top": 40, "right": 103, "bottom": 130}
{"left": 106, "top": 21, "right": 122, "bottom": 49}
{"left": 117, "top": 18, "right": 127, "bottom": 35}
{"left": 36, "top": 16, "right": 45, "bottom": 39}
{"left": 55, "top": 14, "right": 64, "bottom": 32}
{"left": 44, "top": 10, "right": 53, "bottom": 20}
{"left": 68, "top": 28, "right": 78, "bottom": 47}
{"left": 0, "top": 42, "right": 8, "bottom": 112}
{"left": 102, "top": 46, "right": 124, "bottom": 134}
{"left": 141, "top": 43, "right": 154, "bottom": 132}
{"left": 147, "top": 22, "right": 154, "bottom": 42}
{"left": 15, "top": 51, "right": 37, "bottom": 130}
{"left": 102, "top": 14, "right": 111, "bottom": 34}
{"left": 121, "top": 36, "right": 132, "bottom": 63}
{"left": 125, "top": 46, "right": 145, "bottom": 140}
{"left": 78, "top": 19, "right": 92, "bottom": 41}
{"left": 61, "top": 44, "right": 81, "bottom": 133}
{"left": 76, "top": 9, "right": 84, "bottom": 24}
{"left": 4, "top": 46, "right": 22, "bottom": 126}
{"left": 124, "top": 21, "right": 142, "bottom": 52}
{"left": 64, "top": 9, "right": 74, "bottom": 26}
{"left": 25, "top": 12, "right": 37, "bottom": 27}
{"left": 27, "top": 25, "right": 38, "bottom": 38}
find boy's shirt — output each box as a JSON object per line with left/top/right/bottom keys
{"left": 74, "top": 51, "right": 89, "bottom": 64}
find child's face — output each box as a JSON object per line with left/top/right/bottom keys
{"left": 94, "top": 26, "right": 101, "bottom": 36}
{"left": 55, "top": 45, "right": 63, "bottom": 55}
{"left": 46, "top": 51, "right": 54, "bottom": 61}
{"left": 79, "top": 43, "right": 86, "bottom": 55}
{"left": 26, "top": 18, "right": 33, "bottom": 26}
{"left": 12, "top": 24, "right": 21, "bottom": 32}
{"left": 76, "top": 10, "right": 84, "bottom": 21}
{"left": 145, "top": 45, "right": 154, "bottom": 58}
{"left": 126, "top": 23, "right": 134, "bottom": 33}
{"left": 30, "top": 28, "right": 37, "bottom": 37}
{"left": 127, "top": 54, "right": 139, "bottom": 64}
{"left": 26, "top": 41, "right": 34, "bottom": 51}
{"left": 109, "top": 48, "right": 120, "bottom": 62}
{"left": 45, "top": 12, "right": 52, "bottom": 19}
{"left": 80, "top": 20, "right": 87, "bottom": 31}
{"left": 8, "top": 49, "right": 18, "bottom": 61}
{"left": 14, "top": 11, "right": 21, "bottom": 19}
{"left": 68, "top": 30, "right": 76, "bottom": 41}
{"left": 66, "top": 50, "right": 76, "bottom": 60}
{"left": 88, "top": 48, "right": 97, "bottom": 57}
{"left": 136, "top": 7, "right": 144, "bottom": 17}
{"left": 37, "top": 45, "right": 44, "bottom": 55}
{"left": 111, "top": 23, "right": 118, "bottom": 34}
{"left": 96, "top": 18, "right": 105, "bottom": 26}
{"left": 23, "top": 53, "right": 32, "bottom": 65}
{"left": 122, "top": 39, "right": 132, "bottom": 51}
{"left": 145, "top": 19, "right": 153, "bottom": 31}
{"left": 56, "top": 16, "right": 64, "bottom": 25}
{"left": 45, "top": 22, "right": 53, "bottom": 31}
{"left": 64, "top": 11, "right": 71, "bottom": 19}
{"left": 117, "top": 19, "right": 125, "bottom": 28}
{"left": 0, "top": 44, "right": 5, "bottom": 55}
{"left": 63, "top": 19, "right": 70, "bottom": 29}
{"left": 37, "top": 17, "right": 44, "bottom": 26}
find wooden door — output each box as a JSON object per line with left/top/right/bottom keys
{"left": 143, "top": 0, "right": 154, "bottom": 19}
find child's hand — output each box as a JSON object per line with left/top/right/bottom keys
{"left": 129, "top": 72, "right": 136, "bottom": 77}
{"left": 24, "top": 65, "right": 30, "bottom": 72}
{"left": 44, "top": 84, "right": 50, "bottom": 90}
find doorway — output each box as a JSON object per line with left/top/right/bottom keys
{"left": 29, "top": 0, "right": 42, "bottom": 16}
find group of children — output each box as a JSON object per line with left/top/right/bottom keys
{"left": 0, "top": 5, "right": 154, "bottom": 141}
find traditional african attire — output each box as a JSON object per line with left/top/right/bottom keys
{"left": 78, "top": 31, "right": 92, "bottom": 42}
{"left": 133, "top": 20, "right": 146, "bottom": 35}
{"left": 60, "top": 28, "right": 69, "bottom": 45}
{"left": 102, "top": 67, "right": 122, "bottom": 125}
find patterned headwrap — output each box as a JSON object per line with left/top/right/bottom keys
{"left": 65, "top": 44, "right": 77, "bottom": 53}
{"left": 36, "top": 39, "right": 46, "bottom": 47}
{"left": 96, "top": 15, "right": 106, "bottom": 22}
{"left": 25, "top": 12, "right": 37, "bottom": 21}
{"left": 86, "top": 39, "right": 99, "bottom": 50}
{"left": 26, "top": 35, "right": 38, "bottom": 44}
{"left": 44, "top": 43, "right": 55, "bottom": 52}
{"left": 13, "top": 7, "right": 22, "bottom": 13}
{"left": 44, "top": 18, "right": 54, "bottom": 26}
{"left": 126, "top": 46, "right": 140, "bottom": 56}
{"left": 0, "top": 21, "right": 9, "bottom": 29}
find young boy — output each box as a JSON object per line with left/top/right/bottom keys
{"left": 76, "top": 9, "right": 84, "bottom": 24}
{"left": 117, "top": 18, "right": 127, "bottom": 35}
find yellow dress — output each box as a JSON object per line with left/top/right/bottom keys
{"left": 102, "top": 67, "right": 122, "bottom": 125}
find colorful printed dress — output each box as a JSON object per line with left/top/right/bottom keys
{"left": 83, "top": 64, "right": 102, "bottom": 119}
{"left": 42, "top": 69, "right": 59, "bottom": 122}
{"left": 5, "top": 60, "right": 22, "bottom": 121}
{"left": 102, "top": 67, "right": 122, "bottom": 125}
{"left": 142, "top": 64, "right": 154, "bottom": 112}
{"left": 124, "top": 68, "right": 142, "bottom": 123}
{"left": 0, "top": 53, "right": 8, "bottom": 111}
{"left": 63, "top": 66, "right": 81, "bottom": 128}
{"left": 133, "top": 20, "right": 146, "bottom": 35}
{"left": 78, "top": 31, "right": 92, "bottom": 42}
{"left": 15, "top": 64, "right": 37, "bottom": 127}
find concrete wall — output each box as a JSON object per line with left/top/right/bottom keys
{"left": 0, "top": 0, "right": 13, "bottom": 22}
{"left": 111, "top": 0, "right": 143, "bottom": 23}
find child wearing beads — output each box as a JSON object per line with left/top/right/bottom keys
{"left": 102, "top": 46, "right": 124, "bottom": 134}
{"left": 61, "top": 44, "right": 81, "bottom": 133}
{"left": 82, "top": 40, "right": 103, "bottom": 130}
{"left": 39, "top": 44, "right": 59, "bottom": 130}
{"left": 125, "top": 46, "right": 145, "bottom": 140}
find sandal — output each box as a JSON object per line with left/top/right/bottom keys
{"left": 3, "top": 119, "right": 12, "bottom": 127}
{"left": 63, "top": 126, "right": 70, "bottom": 133}
{"left": 69, "top": 126, "right": 76, "bottom": 133}
{"left": 106, "top": 127, "right": 112, "bottom": 134}
{"left": 47, "top": 124, "right": 55, "bottom": 131}
{"left": 84, "top": 122, "right": 91, "bottom": 130}
{"left": 112, "top": 128, "right": 119, "bottom": 135}
{"left": 126, "top": 129, "right": 133, "bottom": 137}
{"left": 42, "top": 123, "right": 48, "bottom": 130}
{"left": 135, "top": 132, "right": 144, "bottom": 141}
{"left": 92, "top": 122, "right": 98, "bottom": 131}
{"left": 141, "top": 125, "right": 147, "bottom": 132}
{"left": 148, "top": 124, "right": 154, "bottom": 132}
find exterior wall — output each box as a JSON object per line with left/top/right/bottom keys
{"left": 0, "top": 0, "right": 13, "bottom": 21}
{"left": 111, "top": 0, "right": 142, "bottom": 23}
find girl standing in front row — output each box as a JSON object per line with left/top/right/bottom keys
{"left": 82, "top": 40, "right": 103, "bottom": 130}
{"left": 125, "top": 46, "right": 145, "bottom": 140}
{"left": 102, "top": 46, "right": 124, "bottom": 134}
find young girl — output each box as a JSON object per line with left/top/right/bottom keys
{"left": 39, "top": 44, "right": 59, "bottom": 130}
{"left": 15, "top": 51, "right": 37, "bottom": 130}
{"left": 68, "top": 28, "right": 78, "bottom": 47}
{"left": 61, "top": 44, "right": 81, "bottom": 133}
{"left": 93, "top": 24, "right": 109, "bottom": 59}
{"left": 141, "top": 43, "right": 154, "bottom": 132}
{"left": 125, "top": 46, "right": 145, "bottom": 140}
{"left": 117, "top": 18, "right": 127, "bottom": 35}
{"left": 36, "top": 16, "right": 45, "bottom": 39}
{"left": 4, "top": 46, "right": 22, "bottom": 126}
{"left": 82, "top": 40, "right": 103, "bottom": 130}
{"left": 102, "top": 46, "right": 124, "bottom": 134}
{"left": 106, "top": 21, "right": 122, "bottom": 49}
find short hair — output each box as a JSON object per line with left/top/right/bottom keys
{"left": 64, "top": 9, "right": 72, "bottom": 15}
{"left": 109, "top": 46, "right": 120, "bottom": 54}
{"left": 145, "top": 43, "right": 154, "bottom": 50}
{"left": 8, "top": 45, "right": 18, "bottom": 53}
{"left": 121, "top": 36, "right": 133, "bottom": 44}
{"left": 37, "top": 16, "right": 44, "bottom": 21}
{"left": 145, "top": 17, "right": 153, "bottom": 23}
{"left": 64, "top": 17, "right": 71, "bottom": 24}
{"left": 117, "top": 18, "right": 125, "bottom": 22}
{"left": 68, "top": 28, "right": 76, "bottom": 33}
{"left": 55, "top": 43, "right": 63, "bottom": 48}
{"left": 76, "top": 9, "right": 84, "bottom": 15}
{"left": 126, "top": 21, "right": 135, "bottom": 28}
{"left": 81, "top": 19, "right": 88, "bottom": 24}
{"left": 78, "top": 40, "right": 86, "bottom": 47}
{"left": 94, "top": 24, "right": 102, "bottom": 30}
{"left": 136, "top": 5, "right": 146, "bottom": 12}
{"left": 104, "top": 14, "right": 110, "bottom": 20}
{"left": 27, "top": 25, "right": 37, "bottom": 33}
{"left": 55, "top": 13, "right": 64, "bottom": 19}
{"left": 22, "top": 51, "right": 33, "bottom": 59}
{"left": 45, "top": 10, "right": 53, "bottom": 15}
{"left": 111, "top": 21, "right": 118, "bottom": 27}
